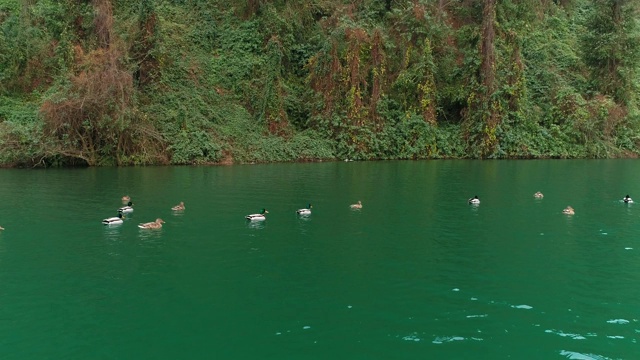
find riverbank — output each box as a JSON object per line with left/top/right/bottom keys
{"left": 3, "top": 1, "right": 640, "bottom": 167}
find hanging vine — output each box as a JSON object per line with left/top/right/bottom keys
{"left": 417, "top": 38, "right": 437, "bottom": 125}
{"left": 369, "top": 28, "right": 385, "bottom": 125}
{"left": 260, "top": 35, "right": 289, "bottom": 135}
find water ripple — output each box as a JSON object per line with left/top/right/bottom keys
{"left": 559, "top": 350, "right": 611, "bottom": 360}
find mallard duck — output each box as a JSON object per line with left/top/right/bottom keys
{"left": 102, "top": 213, "right": 125, "bottom": 225}
{"left": 468, "top": 196, "right": 480, "bottom": 204}
{"left": 623, "top": 195, "right": 633, "bottom": 204}
{"left": 350, "top": 201, "right": 362, "bottom": 209}
{"left": 297, "top": 204, "right": 312, "bottom": 216}
{"left": 118, "top": 201, "right": 134, "bottom": 214}
{"left": 246, "top": 209, "right": 268, "bottom": 221}
{"left": 562, "top": 206, "right": 575, "bottom": 215}
{"left": 122, "top": 195, "right": 131, "bottom": 203}
{"left": 171, "top": 201, "right": 185, "bottom": 211}
{"left": 138, "top": 218, "right": 165, "bottom": 229}
{"left": 534, "top": 191, "right": 544, "bottom": 198}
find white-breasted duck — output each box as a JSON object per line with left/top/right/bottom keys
{"left": 118, "top": 201, "right": 134, "bottom": 214}
{"left": 297, "top": 204, "right": 312, "bottom": 216}
{"left": 103, "top": 213, "right": 125, "bottom": 225}
{"left": 246, "top": 209, "right": 268, "bottom": 221}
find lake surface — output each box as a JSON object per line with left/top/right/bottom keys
{"left": 0, "top": 160, "right": 638, "bottom": 359}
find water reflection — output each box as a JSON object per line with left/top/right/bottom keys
{"left": 137, "top": 228, "right": 164, "bottom": 241}
{"left": 246, "top": 221, "right": 265, "bottom": 230}
{"left": 296, "top": 215, "right": 312, "bottom": 235}
{"left": 171, "top": 211, "right": 185, "bottom": 218}
{"left": 102, "top": 224, "right": 123, "bottom": 242}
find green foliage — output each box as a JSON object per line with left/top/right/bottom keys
{"left": 209, "top": 104, "right": 334, "bottom": 163}
{"left": 208, "top": 16, "right": 263, "bottom": 99}
{"left": 581, "top": 0, "right": 640, "bottom": 104}
{"left": 0, "top": 7, "right": 48, "bottom": 93}
{"left": 2, "top": 0, "right": 640, "bottom": 166}
{"left": 168, "top": 130, "right": 220, "bottom": 165}
{"left": 0, "top": 97, "right": 43, "bottom": 166}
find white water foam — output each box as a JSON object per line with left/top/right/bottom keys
{"left": 431, "top": 336, "right": 484, "bottom": 344}
{"left": 432, "top": 336, "right": 465, "bottom": 344}
{"left": 559, "top": 350, "right": 610, "bottom": 360}
{"left": 606, "top": 319, "right": 629, "bottom": 324}
{"left": 545, "top": 329, "right": 587, "bottom": 340}
{"left": 402, "top": 334, "right": 421, "bottom": 342}
{"left": 511, "top": 304, "right": 533, "bottom": 310}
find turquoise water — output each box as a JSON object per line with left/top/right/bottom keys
{"left": 0, "top": 160, "right": 639, "bottom": 359}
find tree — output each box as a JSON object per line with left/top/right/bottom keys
{"left": 582, "top": 0, "right": 640, "bottom": 104}
{"left": 464, "top": 0, "right": 502, "bottom": 157}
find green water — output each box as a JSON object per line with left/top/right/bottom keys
{"left": 0, "top": 160, "right": 639, "bottom": 359}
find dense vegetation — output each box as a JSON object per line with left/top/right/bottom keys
{"left": 2, "top": 0, "right": 640, "bottom": 166}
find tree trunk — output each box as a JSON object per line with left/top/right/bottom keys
{"left": 480, "top": 0, "right": 496, "bottom": 97}
{"left": 476, "top": 0, "right": 500, "bottom": 157}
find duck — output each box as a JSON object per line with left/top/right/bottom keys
{"left": 171, "top": 201, "right": 185, "bottom": 211}
{"left": 102, "top": 213, "right": 125, "bottom": 225}
{"left": 468, "top": 195, "right": 480, "bottom": 204}
{"left": 350, "top": 201, "right": 362, "bottom": 209}
{"left": 562, "top": 206, "right": 575, "bottom": 215}
{"left": 297, "top": 204, "right": 312, "bottom": 216}
{"left": 0, "top": 226, "right": 4, "bottom": 231}
{"left": 246, "top": 209, "right": 268, "bottom": 221}
{"left": 623, "top": 195, "right": 633, "bottom": 204}
{"left": 118, "top": 201, "right": 134, "bottom": 214}
{"left": 138, "top": 218, "right": 165, "bottom": 229}
{"left": 534, "top": 191, "right": 544, "bottom": 198}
